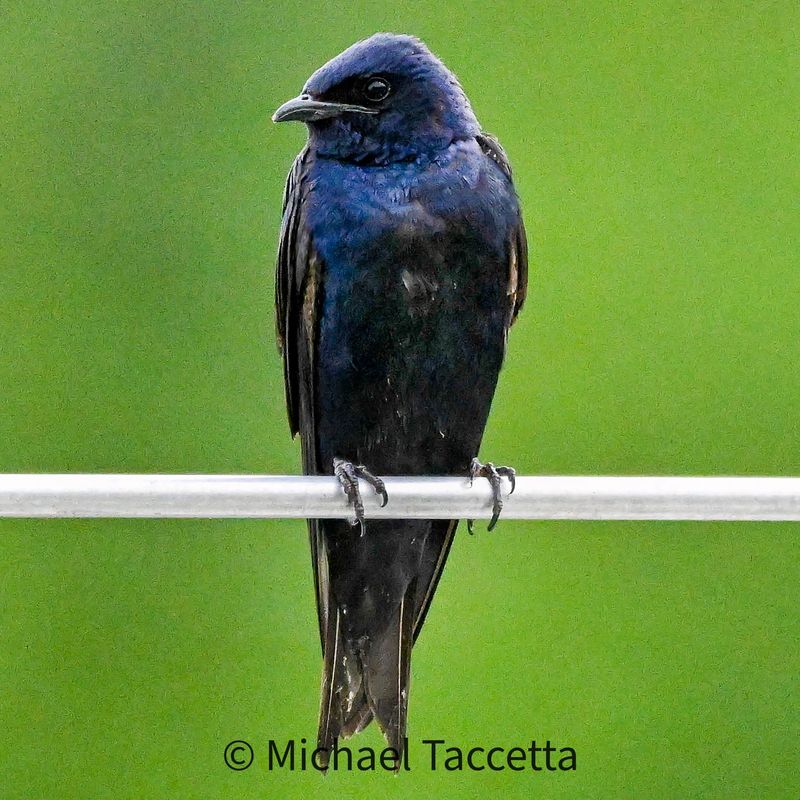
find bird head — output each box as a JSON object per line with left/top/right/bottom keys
{"left": 272, "top": 33, "right": 480, "bottom": 164}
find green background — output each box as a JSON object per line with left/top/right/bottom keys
{"left": 1, "top": 1, "right": 798, "bottom": 797}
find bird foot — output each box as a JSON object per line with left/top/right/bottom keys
{"left": 333, "top": 458, "right": 388, "bottom": 535}
{"left": 467, "top": 458, "right": 516, "bottom": 533}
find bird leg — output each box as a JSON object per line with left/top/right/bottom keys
{"left": 467, "top": 457, "right": 516, "bottom": 533}
{"left": 333, "top": 457, "right": 388, "bottom": 535}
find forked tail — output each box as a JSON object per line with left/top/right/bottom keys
{"left": 316, "top": 580, "right": 416, "bottom": 771}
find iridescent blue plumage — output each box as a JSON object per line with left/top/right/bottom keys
{"left": 273, "top": 33, "right": 527, "bottom": 767}
{"left": 301, "top": 33, "right": 480, "bottom": 163}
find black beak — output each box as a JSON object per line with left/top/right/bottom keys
{"left": 272, "top": 93, "right": 378, "bottom": 123}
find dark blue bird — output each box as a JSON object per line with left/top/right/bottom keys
{"left": 273, "top": 33, "right": 527, "bottom": 767}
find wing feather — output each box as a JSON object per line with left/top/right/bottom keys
{"left": 275, "top": 146, "right": 313, "bottom": 436}
{"left": 275, "top": 147, "right": 329, "bottom": 648}
{"left": 476, "top": 132, "right": 528, "bottom": 326}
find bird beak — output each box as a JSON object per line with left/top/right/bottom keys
{"left": 272, "top": 94, "right": 378, "bottom": 123}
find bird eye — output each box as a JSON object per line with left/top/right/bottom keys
{"left": 362, "top": 77, "right": 391, "bottom": 103}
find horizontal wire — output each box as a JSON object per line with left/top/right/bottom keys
{"left": 0, "top": 474, "right": 798, "bottom": 520}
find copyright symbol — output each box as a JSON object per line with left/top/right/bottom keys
{"left": 224, "top": 740, "right": 254, "bottom": 771}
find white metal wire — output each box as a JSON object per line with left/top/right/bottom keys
{"left": 0, "top": 474, "right": 798, "bottom": 520}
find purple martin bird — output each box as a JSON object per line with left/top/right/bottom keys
{"left": 272, "top": 33, "right": 527, "bottom": 767}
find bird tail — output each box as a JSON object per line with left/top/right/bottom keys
{"left": 316, "top": 581, "right": 416, "bottom": 771}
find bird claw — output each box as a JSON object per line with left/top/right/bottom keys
{"left": 468, "top": 458, "right": 516, "bottom": 532}
{"left": 333, "top": 458, "right": 388, "bottom": 535}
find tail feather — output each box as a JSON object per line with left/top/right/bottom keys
{"left": 316, "top": 606, "right": 343, "bottom": 769}
{"left": 362, "top": 585, "right": 415, "bottom": 760}
{"left": 315, "top": 606, "right": 375, "bottom": 767}
{"left": 316, "top": 581, "right": 416, "bottom": 770}
{"left": 340, "top": 640, "right": 373, "bottom": 737}
{"left": 340, "top": 688, "right": 373, "bottom": 738}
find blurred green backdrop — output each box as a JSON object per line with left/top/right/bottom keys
{"left": 1, "top": 1, "right": 798, "bottom": 797}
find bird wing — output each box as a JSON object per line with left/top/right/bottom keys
{"left": 275, "top": 146, "right": 330, "bottom": 647}
{"left": 411, "top": 519, "right": 458, "bottom": 640}
{"left": 411, "top": 135, "right": 528, "bottom": 640}
{"left": 275, "top": 145, "right": 312, "bottom": 437}
{"left": 476, "top": 132, "right": 529, "bottom": 327}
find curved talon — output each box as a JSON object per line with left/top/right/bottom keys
{"left": 333, "top": 457, "right": 388, "bottom": 534}
{"left": 354, "top": 464, "right": 388, "bottom": 508}
{"left": 468, "top": 457, "right": 516, "bottom": 532}
{"left": 486, "top": 470, "right": 503, "bottom": 531}
{"left": 499, "top": 466, "right": 516, "bottom": 495}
